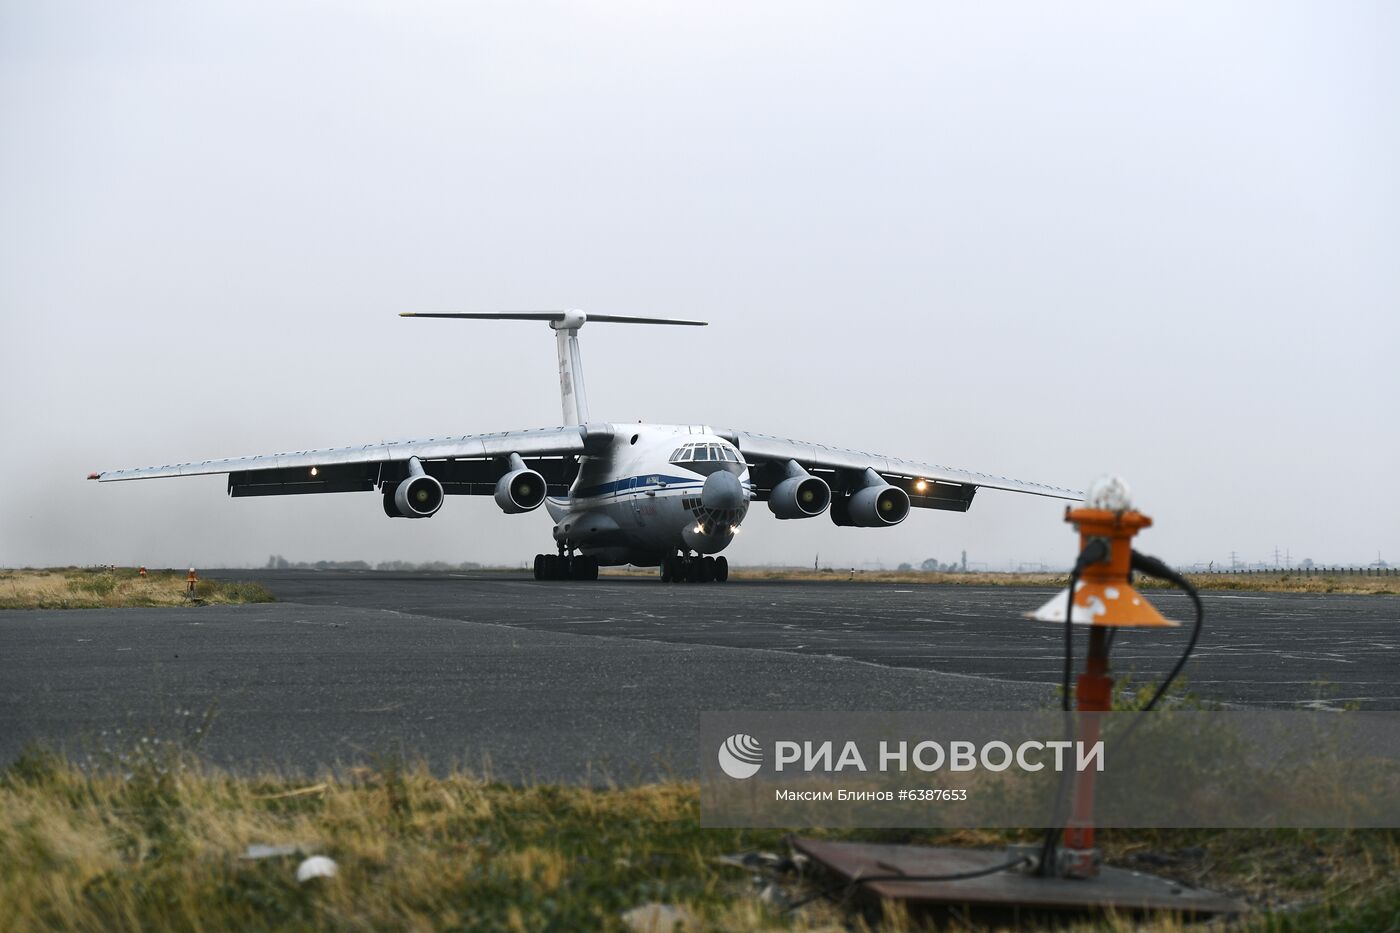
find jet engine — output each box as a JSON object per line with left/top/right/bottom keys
{"left": 768, "top": 473, "right": 831, "bottom": 519}
{"left": 495, "top": 467, "right": 547, "bottom": 514}
{"left": 384, "top": 457, "right": 444, "bottom": 518}
{"left": 387, "top": 476, "right": 444, "bottom": 518}
{"left": 830, "top": 468, "right": 910, "bottom": 527}
{"left": 845, "top": 483, "right": 910, "bottom": 526}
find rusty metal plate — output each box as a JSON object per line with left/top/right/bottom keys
{"left": 791, "top": 838, "right": 1248, "bottom": 917}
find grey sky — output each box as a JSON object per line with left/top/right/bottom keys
{"left": 2, "top": 2, "right": 1396, "bottom": 571}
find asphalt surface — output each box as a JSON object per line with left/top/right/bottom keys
{"left": 236, "top": 570, "right": 1400, "bottom": 709}
{"left": 3, "top": 570, "right": 1396, "bottom": 780}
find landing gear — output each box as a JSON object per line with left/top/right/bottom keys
{"left": 533, "top": 551, "right": 599, "bottom": 581}
{"left": 658, "top": 553, "right": 729, "bottom": 584}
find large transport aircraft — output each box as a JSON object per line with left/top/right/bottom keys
{"left": 93, "top": 311, "right": 1080, "bottom": 583}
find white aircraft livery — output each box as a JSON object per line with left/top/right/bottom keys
{"left": 93, "top": 311, "right": 1080, "bottom": 583}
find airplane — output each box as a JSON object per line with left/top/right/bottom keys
{"left": 91, "top": 311, "right": 1081, "bottom": 583}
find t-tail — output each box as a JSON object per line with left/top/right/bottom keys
{"left": 399, "top": 310, "right": 707, "bottom": 426}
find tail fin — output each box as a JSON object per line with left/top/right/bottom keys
{"left": 400, "top": 309, "right": 707, "bottom": 426}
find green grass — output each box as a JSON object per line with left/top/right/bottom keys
{"left": 2, "top": 743, "right": 1397, "bottom": 932}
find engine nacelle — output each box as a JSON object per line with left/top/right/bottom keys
{"left": 494, "top": 468, "right": 547, "bottom": 514}
{"left": 846, "top": 484, "right": 910, "bottom": 526}
{"left": 388, "top": 473, "right": 444, "bottom": 518}
{"left": 768, "top": 475, "right": 831, "bottom": 519}
{"left": 831, "top": 471, "right": 911, "bottom": 528}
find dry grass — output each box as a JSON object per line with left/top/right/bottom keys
{"left": 2, "top": 744, "right": 1396, "bottom": 932}
{"left": 599, "top": 567, "right": 1399, "bottom": 595}
{"left": 1159, "top": 572, "right": 1399, "bottom": 596}
{"left": 0, "top": 568, "right": 274, "bottom": 611}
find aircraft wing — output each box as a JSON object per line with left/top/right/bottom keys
{"left": 91, "top": 424, "right": 613, "bottom": 498}
{"left": 721, "top": 429, "right": 1081, "bottom": 512}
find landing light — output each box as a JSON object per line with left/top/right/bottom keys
{"left": 915, "top": 479, "right": 927, "bottom": 492}
{"left": 310, "top": 467, "right": 319, "bottom": 477}
{"left": 694, "top": 524, "right": 705, "bottom": 534}
{"left": 731, "top": 525, "right": 741, "bottom": 534}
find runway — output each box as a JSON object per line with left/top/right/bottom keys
{"left": 241, "top": 570, "right": 1400, "bottom": 710}
{"left": 2, "top": 571, "right": 1396, "bottom": 780}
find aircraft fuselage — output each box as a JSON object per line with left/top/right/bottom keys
{"left": 545, "top": 424, "right": 750, "bottom": 566}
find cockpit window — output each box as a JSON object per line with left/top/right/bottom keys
{"left": 669, "top": 441, "right": 743, "bottom": 468}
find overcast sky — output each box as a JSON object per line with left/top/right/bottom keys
{"left": 2, "top": 1, "right": 1396, "bottom": 571}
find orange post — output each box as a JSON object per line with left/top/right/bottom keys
{"left": 1062, "top": 627, "right": 1112, "bottom": 866}
{"left": 186, "top": 568, "right": 198, "bottom": 596}
{"left": 1027, "top": 503, "right": 1178, "bottom": 878}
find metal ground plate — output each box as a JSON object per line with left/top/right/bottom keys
{"left": 791, "top": 838, "right": 1248, "bottom": 918}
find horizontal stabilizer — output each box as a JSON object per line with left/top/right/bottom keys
{"left": 400, "top": 311, "right": 706, "bottom": 326}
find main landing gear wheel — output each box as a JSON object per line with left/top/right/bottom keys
{"left": 534, "top": 553, "right": 598, "bottom": 581}
{"left": 659, "top": 554, "right": 729, "bottom": 584}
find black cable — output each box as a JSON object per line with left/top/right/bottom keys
{"left": 1040, "top": 538, "right": 1110, "bottom": 874}
{"left": 1129, "top": 550, "right": 1204, "bottom": 712}
{"left": 1105, "top": 552, "right": 1206, "bottom": 752}
{"left": 787, "top": 854, "right": 1032, "bottom": 911}
{"left": 1061, "top": 538, "right": 1110, "bottom": 711}
{"left": 1062, "top": 567, "right": 1079, "bottom": 714}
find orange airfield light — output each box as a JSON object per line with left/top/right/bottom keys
{"left": 1027, "top": 491, "right": 1178, "bottom": 876}
{"left": 1026, "top": 507, "right": 1179, "bottom": 629}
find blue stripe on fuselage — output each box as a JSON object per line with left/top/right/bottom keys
{"left": 572, "top": 473, "right": 752, "bottom": 499}
{"left": 573, "top": 473, "right": 702, "bottom": 500}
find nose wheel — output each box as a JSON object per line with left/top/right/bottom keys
{"left": 660, "top": 554, "right": 728, "bottom": 583}
{"left": 533, "top": 551, "right": 599, "bottom": 581}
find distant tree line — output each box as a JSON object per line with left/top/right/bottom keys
{"left": 896, "top": 559, "right": 965, "bottom": 572}
{"left": 265, "top": 556, "right": 482, "bottom": 572}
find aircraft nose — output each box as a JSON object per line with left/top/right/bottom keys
{"left": 701, "top": 470, "right": 744, "bottom": 511}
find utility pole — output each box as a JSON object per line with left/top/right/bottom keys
{"left": 814, "top": 553, "right": 819, "bottom": 571}
{"left": 961, "top": 549, "right": 967, "bottom": 573}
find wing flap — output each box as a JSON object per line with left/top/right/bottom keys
{"left": 95, "top": 425, "right": 601, "bottom": 486}
{"left": 729, "top": 430, "right": 1080, "bottom": 503}
{"left": 228, "top": 462, "right": 381, "bottom": 497}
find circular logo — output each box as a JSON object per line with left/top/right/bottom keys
{"left": 717, "top": 733, "right": 763, "bottom": 779}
